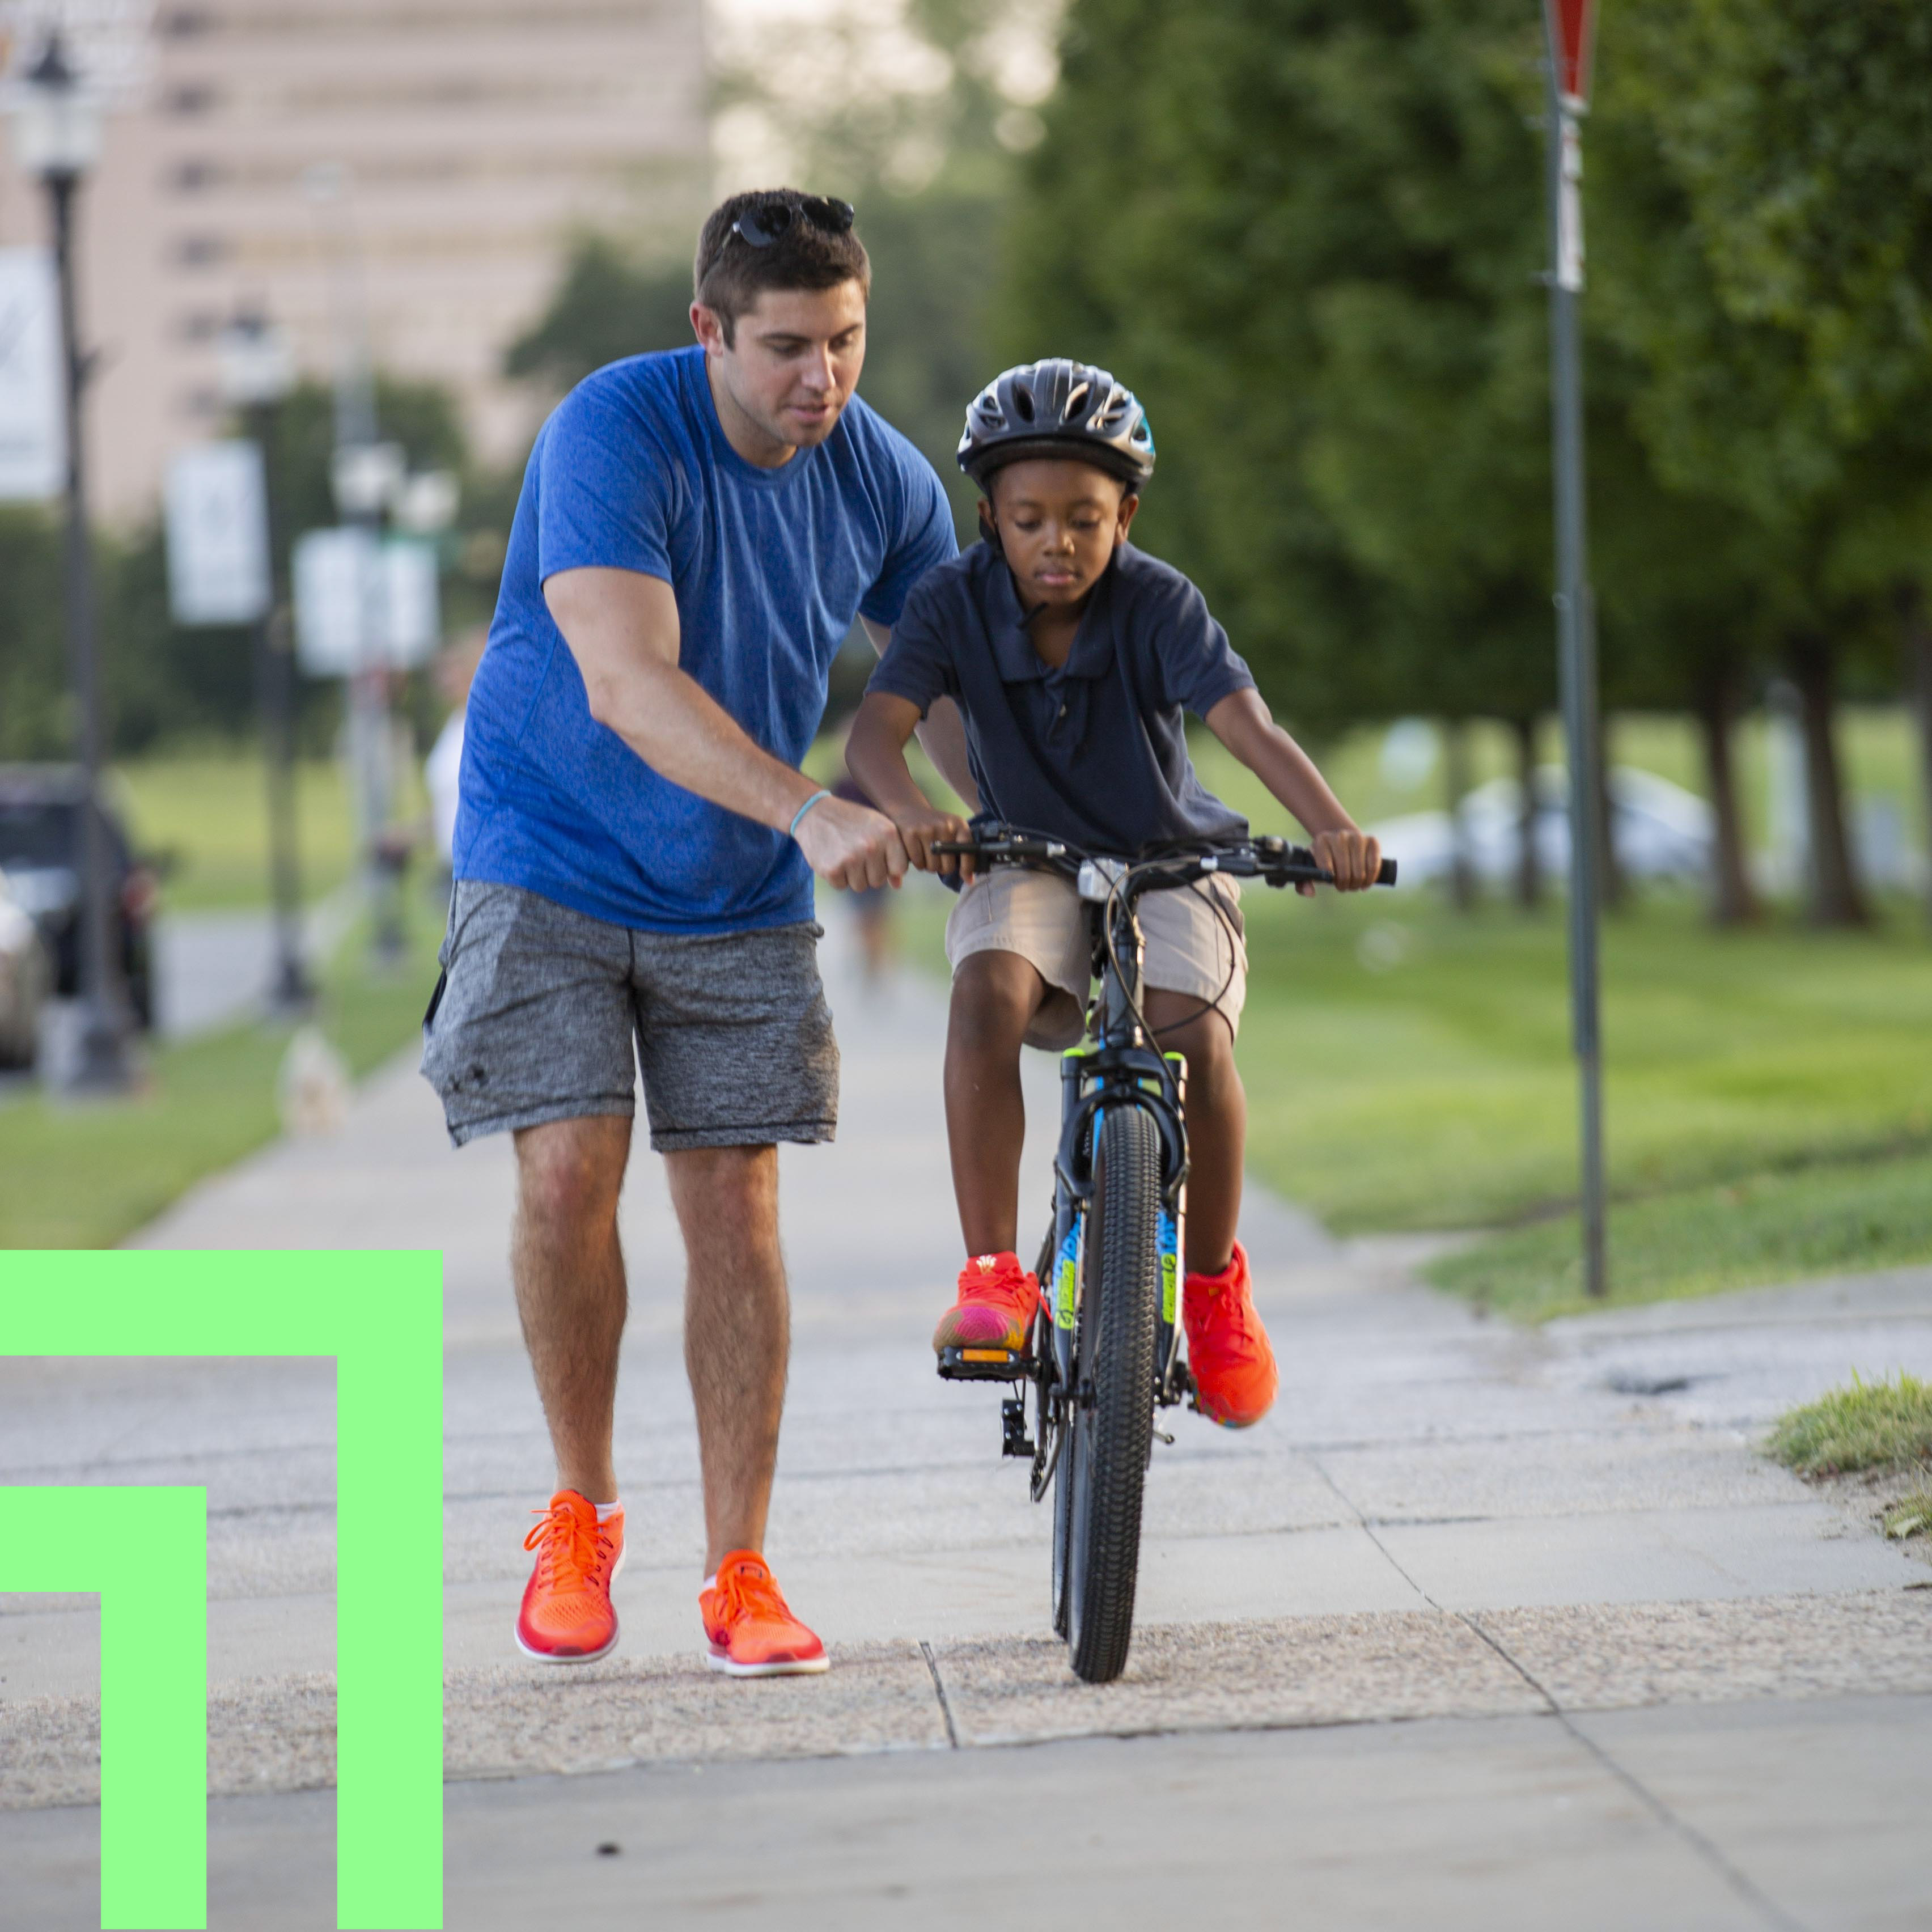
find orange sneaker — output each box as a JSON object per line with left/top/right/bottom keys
{"left": 933, "top": 1251, "right": 1042, "bottom": 1354}
{"left": 700, "top": 1551, "right": 829, "bottom": 1677}
{"left": 1183, "top": 1242, "right": 1278, "bottom": 1429}
{"left": 516, "top": 1490, "right": 625, "bottom": 1664}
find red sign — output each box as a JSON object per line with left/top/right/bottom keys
{"left": 1544, "top": 0, "right": 1596, "bottom": 109}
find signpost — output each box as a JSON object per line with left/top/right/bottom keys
{"left": 1542, "top": 0, "right": 1607, "bottom": 1298}
{"left": 164, "top": 442, "right": 270, "bottom": 628}
{"left": 0, "top": 247, "right": 63, "bottom": 502}
{"left": 292, "top": 528, "right": 440, "bottom": 677}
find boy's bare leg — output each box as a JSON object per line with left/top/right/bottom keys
{"left": 665, "top": 1143, "right": 789, "bottom": 1574}
{"left": 1145, "top": 990, "right": 1245, "bottom": 1276}
{"left": 511, "top": 1115, "right": 632, "bottom": 1503}
{"left": 945, "top": 951, "right": 1056, "bottom": 1256}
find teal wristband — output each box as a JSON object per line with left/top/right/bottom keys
{"left": 787, "top": 789, "right": 833, "bottom": 840}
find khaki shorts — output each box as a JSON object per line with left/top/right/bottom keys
{"left": 945, "top": 867, "right": 1247, "bottom": 1047}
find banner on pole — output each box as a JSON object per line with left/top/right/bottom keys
{"left": 165, "top": 441, "right": 271, "bottom": 625}
{"left": 0, "top": 248, "right": 65, "bottom": 502}
{"left": 1544, "top": 0, "right": 1597, "bottom": 112}
{"left": 294, "top": 527, "right": 440, "bottom": 675}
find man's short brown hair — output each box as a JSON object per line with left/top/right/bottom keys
{"left": 693, "top": 189, "right": 871, "bottom": 345}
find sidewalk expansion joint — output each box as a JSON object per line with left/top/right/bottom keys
{"left": 919, "top": 1640, "right": 960, "bottom": 1749}
{"left": 1313, "top": 1447, "right": 1810, "bottom": 1931}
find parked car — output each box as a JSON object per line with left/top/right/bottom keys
{"left": 0, "top": 766, "right": 158, "bottom": 1029}
{"left": 0, "top": 867, "right": 50, "bottom": 1069}
{"left": 1368, "top": 765, "right": 1715, "bottom": 891}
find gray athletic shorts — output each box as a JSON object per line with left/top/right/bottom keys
{"left": 420, "top": 880, "right": 839, "bottom": 1152}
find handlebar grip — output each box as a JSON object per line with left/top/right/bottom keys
{"left": 1377, "top": 857, "right": 1398, "bottom": 887}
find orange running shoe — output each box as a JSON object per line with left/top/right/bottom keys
{"left": 1183, "top": 1242, "right": 1278, "bottom": 1429}
{"left": 700, "top": 1551, "right": 829, "bottom": 1677}
{"left": 516, "top": 1490, "right": 625, "bottom": 1664}
{"left": 933, "top": 1251, "right": 1042, "bottom": 1354}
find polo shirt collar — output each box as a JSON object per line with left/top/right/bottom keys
{"left": 984, "top": 549, "right": 1118, "bottom": 685}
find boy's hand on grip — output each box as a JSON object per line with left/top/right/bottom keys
{"left": 895, "top": 806, "right": 975, "bottom": 879}
{"left": 1308, "top": 827, "right": 1382, "bottom": 895}
{"left": 794, "top": 795, "right": 909, "bottom": 891}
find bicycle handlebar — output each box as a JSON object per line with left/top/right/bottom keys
{"left": 930, "top": 831, "right": 1397, "bottom": 892}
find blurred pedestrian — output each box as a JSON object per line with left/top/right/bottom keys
{"left": 425, "top": 629, "right": 486, "bottom": 881}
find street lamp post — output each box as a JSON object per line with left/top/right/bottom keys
{"left": 12, "top": 35, "right": 131, "bottom": 1093}
{"left": 217, "top": 308, "right": 311, "bottom": 1014}
{"left": 1541, "top": 0, "right": 1607, "bottom": 1298}
{"left": 331, "top": 437, "right": 409, "bottom": 961}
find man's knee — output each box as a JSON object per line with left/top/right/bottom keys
{"left": 515, "top": 1116, "right": 630, "bottom": 1232}
{"left": 666, "top": 1145, "right": 781, "bottom": 1257}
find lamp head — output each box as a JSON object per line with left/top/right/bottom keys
{"left": 11, "top": 35, "right": 101, "bottom": 182}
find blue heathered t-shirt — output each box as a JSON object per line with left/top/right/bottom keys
{"left": 455, "top": 345, "right": 956, "bottom": 933}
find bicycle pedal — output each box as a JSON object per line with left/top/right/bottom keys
{"left": 937, "top": 1345, "right": 1036, "bottom": 1383}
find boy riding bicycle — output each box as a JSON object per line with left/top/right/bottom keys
{"left": 846, "top": 358, "right": 1380, "bottom": 1428}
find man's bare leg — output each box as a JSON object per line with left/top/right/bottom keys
{"left": 665, "top": 1144, "right": 789, "bottom": 1574}
{"left": 511, "top": 1114, "right": 632, "bottom": 1503}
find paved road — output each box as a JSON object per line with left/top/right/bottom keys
{"left": 2, "top": 895, "right": 1928, "bottom": 1929}
{"left": 0, "top": 889, "right": 359, "bottom": 1101}
{"left": 150, "top": 895, "right": 353, "bottom": 1041}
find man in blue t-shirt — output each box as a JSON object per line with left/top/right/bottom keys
{"left": 422, "top": 190, "right": 966, "bottom": 1676}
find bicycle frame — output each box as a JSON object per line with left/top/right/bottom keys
{"left": 931, "top": 825, "right": 1396, "bottom": 1493}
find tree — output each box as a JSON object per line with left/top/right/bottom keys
{"left": 1591, "top": 0, "right": 1932, "bottom": 927}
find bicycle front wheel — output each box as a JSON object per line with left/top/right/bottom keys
{"left": 1062, "top": 1101, "right": 1160, "bottom": 1683}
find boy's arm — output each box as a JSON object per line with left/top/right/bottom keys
{"left": 861, "top": 618, "right": 981, "bottom": 812}
{"left": 1204, "top": 687, "right": 1381, "bottom": 891}
{"left": 846, "top": 690, "right": 975, "bottom": 876}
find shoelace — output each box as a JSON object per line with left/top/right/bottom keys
{"left": 961, "top": 1262, "right": 1040, "bottom": 1316}
{"left": 524, "top": 1502, "right": 608, "bottom": 1592}
{"left": 710, "top": 1560, "right": 794, "bottom": 1629}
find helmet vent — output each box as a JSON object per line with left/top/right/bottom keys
{"left": 1012, "top": 385, "right": 1035, "bottom": 422}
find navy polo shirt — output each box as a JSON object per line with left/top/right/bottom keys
{"left": 867, "top": 539, "right": 1256, "bottom": 855}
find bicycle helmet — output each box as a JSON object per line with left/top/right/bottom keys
{"left": 957, "top": 358, "right": 1155, "bottom": 490}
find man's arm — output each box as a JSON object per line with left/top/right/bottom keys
{"left": 1203, "top": 687, "right": 1381, "bottom": 891}
{"left": 846, "top": 691, "right": 972, "bottom": 875}
{"left": 860, "top": 617, "right": 981, "bottom": 813}
{"left": 546, "top": 566, "right": 908, "bottom": 890}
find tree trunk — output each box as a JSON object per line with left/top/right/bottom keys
{"left": 1444, "top": 717, "right": 1476, "bottom": 912}
{"left": 1901, "top": 583, "right": 1932, "bottom": 929}
{"left": 1691, "top": 659, "right": 1759, "bottom": 925}
{"left": 1786, "top": 629, "right": 1870, "bottom": 927}
{"left": 1512, "top": 714, "right": 1540, "bottom": 909}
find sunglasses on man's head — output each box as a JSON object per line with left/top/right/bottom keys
{"left": 728, "top": 194, "right": 856, "bottom": 250}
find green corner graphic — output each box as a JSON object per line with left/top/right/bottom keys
{"left": 0, "top": 1250, "right": 443, "bottom": 1931}
{"left": 0, "top": 1485, "right": 208, "bottom": 1929}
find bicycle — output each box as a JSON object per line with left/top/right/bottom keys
{"left": 931, "top": 823, "right": 1396, "bottom": 1683}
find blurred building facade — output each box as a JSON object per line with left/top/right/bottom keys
{"left": 0, "top": 0, "right": 710, "bottom": 520}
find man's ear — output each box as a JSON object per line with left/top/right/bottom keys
{"left": 1116, "top": 490, "right": 1141, "bottom": 541}
{"left": 977, "top": 497, "right": 998, "bottom": 541}
{"left": 690, "top": 302, "right": 728, "bottom": 354}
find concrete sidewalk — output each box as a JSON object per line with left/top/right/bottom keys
{"left": 2, "top": 899, "right": 1929, "bottom": 1929}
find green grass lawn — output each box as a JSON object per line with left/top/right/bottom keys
{"left": 112, "top": 746, "right": 428, "bottom": 913}
{"left": 0, "top": 910, "right": 438, "bottom": 1249}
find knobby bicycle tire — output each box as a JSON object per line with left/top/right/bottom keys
{"left": 1064, "top": 1102, "right": 1160, "bottom": 1683}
